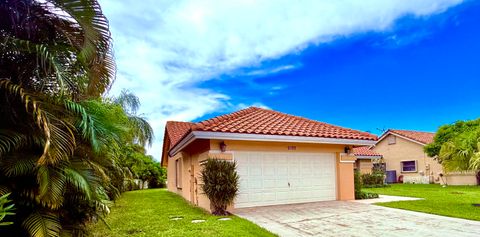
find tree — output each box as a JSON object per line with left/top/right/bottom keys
{"left": 106, "top": 90, "right": 160, "bottom": 191}
{"left": 425, "top": 119, "right": 480, "bottom": 171}
{"left": 0, "top": 1, "right": 154, "bottom": 236}
{"left": 116, "top": 144, "right": 166, "bottom": 190}
{"left": 200, "top": 159, "right": 239, "bottom": 216}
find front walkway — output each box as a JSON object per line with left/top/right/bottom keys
{"left": 234, "top": 201, "right": 480, "bottom": 237}
{"left": 351, "top": 194, "right": 423, "bottom": 204}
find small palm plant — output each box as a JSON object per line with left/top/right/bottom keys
{"left": 200, "top": 159, "right": 239, "bottom": 216}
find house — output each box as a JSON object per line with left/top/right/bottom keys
{"left": 372, "top": 129, "right": 477, "bottom": 185}
{"left": 161, "top": 107, "right": 377, "bottom": 211}
{"left": 353, "top": 146, "right": 382, "bottom": 174}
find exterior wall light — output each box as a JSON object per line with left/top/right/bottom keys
{"left": 344, "top": 146, "right": 351, "bottom": 154}
{"left": 219, "top": 141, "right": 227, "bottom": 152}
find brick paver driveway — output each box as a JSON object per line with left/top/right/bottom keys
{"left": 234, "top": 201, "right": 480, "bottom": 237}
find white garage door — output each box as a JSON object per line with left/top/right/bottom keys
{"left": 234, "top": 151, "right": 337, "bottom": 208}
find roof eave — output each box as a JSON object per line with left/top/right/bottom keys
{"left": 169, "top": 131, "right": 377, "bottom": 157}
{"left": 355, "top": 155, "right": 383, "bottom": 159}
{"left": 377, "top": 130, "right": 428, "bottom": 146}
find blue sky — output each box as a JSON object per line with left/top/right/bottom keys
{"left": 198, "top": 1, "right": 480, "bottom": 134}
{"left": 100, "top": 0, "right": 479, "bottom": 159}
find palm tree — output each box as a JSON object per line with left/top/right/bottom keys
{"left": 0, "top": 0, "right": 136, "bottom": 236}
{"left": 438, "top": 134, "right": 480, "bottom": 171}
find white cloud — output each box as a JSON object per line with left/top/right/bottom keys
{"left": 99, "top": 0, "right": 462, "bottom": 160}
{"left": 235, "top": 102, "right": 272, "bottom": 110}
{"left": 245, "top": 64, "right": 298, "bottom": 76}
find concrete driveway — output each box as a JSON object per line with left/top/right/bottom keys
{"left": 234, "top": 201, "right": 480, "bottom": 237}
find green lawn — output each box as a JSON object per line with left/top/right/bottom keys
{"left": 364, "top": 184, "right": 480, "bottom": 221}
{"left": 88, "top": 189, "right": 275, "bottom": 237}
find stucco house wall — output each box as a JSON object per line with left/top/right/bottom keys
{"left": 167, "top": 139, "right": 358, "bottom": 212}
{"left": 445, "top": 171, "right": 478, "bottom": 185}
{"left": 356, "top": 159, "right": 373, "bottom": 174}
{"left": 373, "top": 134, "right": 443, "bottom": 183}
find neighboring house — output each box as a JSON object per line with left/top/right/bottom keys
{"left": 161, "top": 107, "right": 377, "bottom": 211}
{"left": 353, "top": 146, "right": 382, "bottom": 174}
{"left": 372, "top": 129, "right": 477, "bottom": 185}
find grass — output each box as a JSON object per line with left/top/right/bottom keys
{"left": 88, "top": 189, "right": 276, "bottom": 237}
{"left": 364, "top": 184, "right": 480, "bottom": 221}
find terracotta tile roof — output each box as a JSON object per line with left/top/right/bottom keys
{"left": 165, "top": 107, "right": 377, "bottom": 151}
{"left": 389, "top": 129, "right": 435, "bottom": 145}
{"left": 165, "top": 121, "right": 195, "bottom": 149}
{"left": 353, "top": 146, "right": 382, "bottom": 157}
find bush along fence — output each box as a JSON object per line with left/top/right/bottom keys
{"left": 361, "top": 171, "right": 388, "bottom": 188}
{"left": 354, "top": 171, "right": 380, "bottom": 200}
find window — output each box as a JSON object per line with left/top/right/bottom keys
{"left": 388, "top": 135, "right": 396, "bottom": 145}
{"left": 175, "top": 159, "right": 182, "bottom": 188}
{"left": 401, "top": 160, "right": 417, "bottom": 172}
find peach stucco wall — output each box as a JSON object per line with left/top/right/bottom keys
{"left": 356, "top": 159, "right": 373, "bottom": 174}
{"left": 373, "top": 134, "right": 443, "bottom": 183}
{"left": 337, "top": 154, "right": 356, "bottom": 200}
{"left": 167, "top": 139, "right": 358, "bottom": 213}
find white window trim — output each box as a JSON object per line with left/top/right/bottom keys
{"left": 401, "top": 160, "right": 418, "bottom": 173}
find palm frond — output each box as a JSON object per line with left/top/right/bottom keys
{"left": 469, "top": 142, "right": 480, "bottom": 170}
{"left": 36, "top": 166, "right": 66, "bottom": 210}
{"left": 0, "top": 186, "right": 11, "bottom": 196}
{"left": 0, "top": 193, "right": 15, "bottom": 226}
{"left": 0, "top": 156, "right": 36, "bottom": 177}
{"left": 64, "top": 100, "right": 99, "bottom": 150}
{"left": 85, "top": 159, "right": 110, "bottom": 183}
{"left": 45, "top": 0, "right": 116, "bottom": 96}
{"left": 1, "top": 37, "right": 75, "bottom": 95}
{"left": 128, "top": 116, "right": 154, "bottom": 147}
{"left": 0, "top": 80, "right": 76, "bottom": 165}
{"left": 0, "top": 130, "right": 30, "bottom": 156}
{"left": 114, "top": 89, "right": 140, "bottom": 114}
{"left": 63, "top": 164, "right": 94, "bottom": 200}
{"left": 22, "top": 211, "right": 61, "bottom": 237}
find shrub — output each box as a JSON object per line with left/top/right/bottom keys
{"left": 361, "top": 171, "right": 385, "bottom": 186}
{"left": 200, "top": 159, "right": 239, "bottom": 216}
{"left": 355, "top": 170, "right": 380, "bottom": 200}
{"left": 354, "top": 170, "right": 363, "bottom": 199}
{"left": 356, "top": 192, "right": 379, "bottom": 199}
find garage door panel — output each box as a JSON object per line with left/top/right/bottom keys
{"left": 276, "top": 166, "right": 288, "bottom": 176}
{"left": 263, "top": 179, "right": 276, "bottom": 188}
{"left": 237, "top": 166, "right": 249, "bottom": 176}
{"left": 275, "top": 179, "right": 288, "bottom": 188}
{"left": 235, "top": 151, "right": 337, "bottom": 208}
{"left": 276, "top": 191, "right": 289, "bottom": 201}
{"left": 249, "top": 166, "right": 262, "bottom": 176}
{"left": 248, "top": 179, "right": 263, "bottom": 189}
{"left": 263, "top": 166, "right": 276, "bottom": 176}
{"left": 263, "top": 156, "right": 276, "bottom": 164}
{"left": 299, "top": 179, "right": 312, "bottom": 187}
{"left": 263, "top": 193, "right": 276, "bottom": 202}
{"left": 249, "top": 193, "right": 263, "bottom": 202}
{"left": 289, "top": 167, "right": 300, "bottom": 175}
